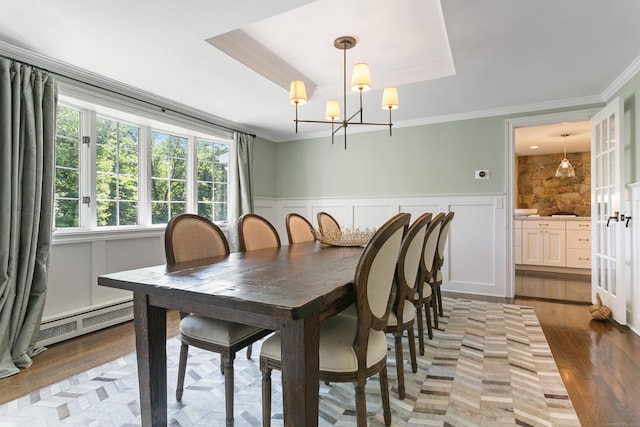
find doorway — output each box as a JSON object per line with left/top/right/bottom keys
{"left": 506, "top": 109, "right": 599, "bottom": 302}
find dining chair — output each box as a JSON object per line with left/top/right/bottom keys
{"left": 260, "top": 212, "right": 410, "bottom": 427}
{"left": 385, "top": 211, "right": 431, "bottom": 400}
{"left": 317, "top": 211, "right": 341, "bottom": 238}
{"left": 417, "top": 212, "right": 444, "bottom": 353}
{"left": 164, "top": 214, "right": 271, "bottom": 427}
{"left": 432, "top": 211, "right": 455, "bottom": 317}
{"left": 285, "top": 212, "right": 316, "bottom": 244}
{"left": 238, "top": 213, "right": 281, "bottom": 251}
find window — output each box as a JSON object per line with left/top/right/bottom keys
{"left": 197, "top": 139, "right": 229, "bottom": 221}
{"left": 151, "top": 131, "right": 188, "bottom": 224}
{"left": 53, "top": 96, "right": 231, "bottom": 231}
{"left": 54, "top": 105, "right": 81, "bottom": 228}
{"left": 96, "top": 117, "right": 140, "bottom": 226}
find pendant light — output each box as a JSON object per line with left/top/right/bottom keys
{"left": 555, "top": 133, "right": 576, "bottom": 177}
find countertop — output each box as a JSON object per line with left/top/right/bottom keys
{"left": 515, "top": 216, "right": 590, "bottom": 221}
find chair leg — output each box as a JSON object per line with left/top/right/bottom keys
{"left": 425, "top": 298, "right": 433, "bottom": 339}
{"left": 354, "top": 380, "right": 367, "bottom": 427}
{"left": 261, "top": 361, "right": 272, "bottom": 427}
{"left": 176, "top": 342, "right": 189, "bottom": 401}
{"left": 407, "top": 326, "right": 417, "bottom": 373}
{"left": 429, "top": 288, "right": 439, "bottom": 329}
{"left": 246, "top": 343, "right": 252, "bottom": 359}
{"left": 416, "top": 302, "right": 425, "bottom": 356}
{"left": 379, "top": 366, "right": 392, "bottom": 426}
{"left": 222, "top": 351, "right": 236, "bottom": 427}
{"left": 394, "top": 332, "right": 405, "bottom": 399}
{"left": 436, "top": 283, "right": 443, "bottom": 316}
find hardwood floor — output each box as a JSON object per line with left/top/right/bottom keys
{"left": 1, "top": 297, "right": 639, "bottom": 426}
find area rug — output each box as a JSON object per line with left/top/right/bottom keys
{"left": 0, "top": 298, "right": 579, "bottom": 426}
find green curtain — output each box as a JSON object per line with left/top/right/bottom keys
{"left": 227, "top": 131, "right": 255, "bottom": 252}
{"left": 0, "top": 58, "right": 57, "bottom": 379}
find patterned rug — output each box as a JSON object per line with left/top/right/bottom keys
{"left": 0, "top": 298, "right": 579, "bottom": 426}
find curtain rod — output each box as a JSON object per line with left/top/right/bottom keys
{"left": 0, "top": 54, "right": 256, "bottom": 139}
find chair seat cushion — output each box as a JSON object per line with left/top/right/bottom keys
{"left": 387, "top": 303, "right": 416, "bottom": 327}
{"left": 261, "top": 315, "right": 387, "bottom": 373}
{"left": 181, "top": 314, "right": 265, "bottom": 346}
{"left": 436, "top": 270, "right": 442, "bottom": 282}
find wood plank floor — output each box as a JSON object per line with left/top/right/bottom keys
{"left": 1, "top": 296, "right": 639, "bottom": 426}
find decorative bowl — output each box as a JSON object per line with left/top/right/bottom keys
{"left": 314, "top": 228, "right": 375, "bottom": 247}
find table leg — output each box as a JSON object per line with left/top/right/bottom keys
{"left": 133, "top": 292, "right": 167, "bottom": 426}
{"left": 280, "top": 314, "right": 320, "bottom": 427}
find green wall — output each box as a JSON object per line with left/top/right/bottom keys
{"left": 252, "top": 136, "right": 277, "bottom": 198}
{"left": 272, "top": 117, "right": 505, "bottom": 198}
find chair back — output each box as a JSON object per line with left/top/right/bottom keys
{"left": 421, "top": 213, "right": 445, "bottom": 285}
{"left": 164, "top": 214, "right": 230, "bottom": 265}
{"left": 317, "top": 211, "right": 341, "bottom": 238}
{"left": 238, "top": 213, "right": 281, "bottom": 252}
{"left": 285, "top": 213, "right": 316, "bottom": 244}
{"left": 434, "top": 211, "right": 455, "bottom": 271}
{"left": 393, "top": 212, "right": 432, "bottom": 320}
{"left": 352, "top": 212, "right": 410, "bottom": 358}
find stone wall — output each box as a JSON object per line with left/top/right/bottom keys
{"left": 517, "top": 152, "right": 590, "bottom": 217}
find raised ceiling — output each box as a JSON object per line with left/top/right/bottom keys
{"left": 1, "top": 0, "right": 639, "bottom": 142}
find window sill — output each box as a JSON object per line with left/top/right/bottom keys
{"left": 52, "top": 226, "right": 166, "bottom": 245}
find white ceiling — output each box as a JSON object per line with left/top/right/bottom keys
{"left": 1, "top": 0, "right": 640, "bottom": 143}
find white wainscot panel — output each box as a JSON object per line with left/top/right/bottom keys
{"left": 353, "top": 205, "right": 397, "bottom": 229}
{"left": 254, "top": 204, "right": 277, "bottom": 227}
{"left": 445, "top": 202, "right": 496, "bottom": 293}
{"left": 46, "top": 242, "right": 93, "bottom": 317}
{"left": 398, "top": 204, "right": 443, "bottom": 221}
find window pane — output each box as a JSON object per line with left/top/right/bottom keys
{"left": 96, "top": 117, "right": 140, "bottom": 226}
{"left": 196, "top": 139, "right": 229, "bottom": 222}
{"left": 54, "top": 106, "right": 81, "bottom": 228}
{"left": 151, "top": 131, "right": 188, "bottom": 224}
{"left": 198, "top": 202, "right": 212, "bottom": 219}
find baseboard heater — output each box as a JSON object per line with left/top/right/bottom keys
{"left": 36, "top": 299, "right": 133, "bottom": 347}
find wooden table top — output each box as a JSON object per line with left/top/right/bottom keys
{"left": 98, "top": 242, "right": 364, "bottom": 322}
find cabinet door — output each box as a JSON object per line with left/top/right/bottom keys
{"left": 514, "top": 220, "right": 522, "bottom": 264}
{"left": 544, "top": 228, "right": 566, "bottom": 267}
{"left": 522, "top": 228, "right": 543, "bottom": 265}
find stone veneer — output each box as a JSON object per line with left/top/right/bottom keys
{"left": 517, "top": 152, "right": 590, "bottom": 217}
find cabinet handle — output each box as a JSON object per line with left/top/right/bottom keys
{"left": 578, "top": 238, "right": 590, "bottom": 242}
{"left": 578, "top": 257, "right": 590, "bottom": 261}
{"left": 538, "top": 223, "right": 549, "bottom": 226}
{"left": 578, "top": 224, "right": 589, "bottom": 228}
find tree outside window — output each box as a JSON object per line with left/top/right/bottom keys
{"left": 54, "top": 106, "right": 81, "bottom": 228}
{"left": 197, "top": 140, "right": 229, "bottom": 222}
{"left": 151, "top": 131, "right": 187, "bottom": 224}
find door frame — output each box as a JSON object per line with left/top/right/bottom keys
{"left": 505, "top": 108, "right": 600, "bottom": 298}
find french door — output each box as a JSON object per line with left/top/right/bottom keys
{"left": 591, "top": 97, "right": 626, "bottom": 324}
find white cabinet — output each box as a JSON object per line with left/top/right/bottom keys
{"left": 522, "top": 221, "right": 566, "bottom": 267}
{"left": 566, "top": 221, "right": 591, "bottom": 268}
{"left": 514, "top": 220, "right": 522, "bottom": 264}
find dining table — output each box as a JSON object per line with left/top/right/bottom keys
{"left": 97, "top": 241, "right": 364, "bottom": 427}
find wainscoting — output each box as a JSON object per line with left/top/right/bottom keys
{"left": 256, "top": 193, "right": 509, "bottom": 298}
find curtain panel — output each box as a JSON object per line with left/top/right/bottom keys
{"left": 0, "top": 58, "right": 57, "bottom": 378}
{"left": 228, "top": 132, "right": 255, "bottom": 252}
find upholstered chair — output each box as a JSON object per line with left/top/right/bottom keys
{"left": 317, "top": 211, "right": 341, "bottom": 238}
{"left": 238, "top": 213, "right": 281, "bottom": 252}
{"left": 432, "top": 211, "right": 455, "bottom": 317}
{"left": 417, "top": 212, "right": 444, "bottom": 353}
{"left": 260, "top": 212, "right": 410, "bottom": 427}
{"left": 164, "top": 214, "right": 271, "bottom": 427}
{"left": 385, "top": 212, "right": 431, "bottom": 399}
{"left": 285, "top": 212, "right": 316, "bottom": 244}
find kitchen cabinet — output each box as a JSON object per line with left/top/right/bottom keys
{"left": 521, "top": 220, "right": 566, "bottom": 267}
{"left": 566, "top": 221, "right": 591, "bottom": 268}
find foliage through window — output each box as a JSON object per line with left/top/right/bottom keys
{"left": 151, "top": 131, "right": 188, "bottom": 224}
{"left": 96, "top": 117, "right": 140, "bottom": 226}
{"left": 197, "top": 140, "right": 229, "bottom": 222}
{"left": 55, "top": 105, "right": 81, "bottom": 228}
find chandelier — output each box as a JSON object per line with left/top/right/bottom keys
{"left": 555, "top": 133, "right": 576, "bottom": 177}
{"left": 288, "top": 36, "right": 399, "bottom": 149}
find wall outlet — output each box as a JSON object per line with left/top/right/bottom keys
{"left": 475, "top": 169, "right": 489, "bottom": 179}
